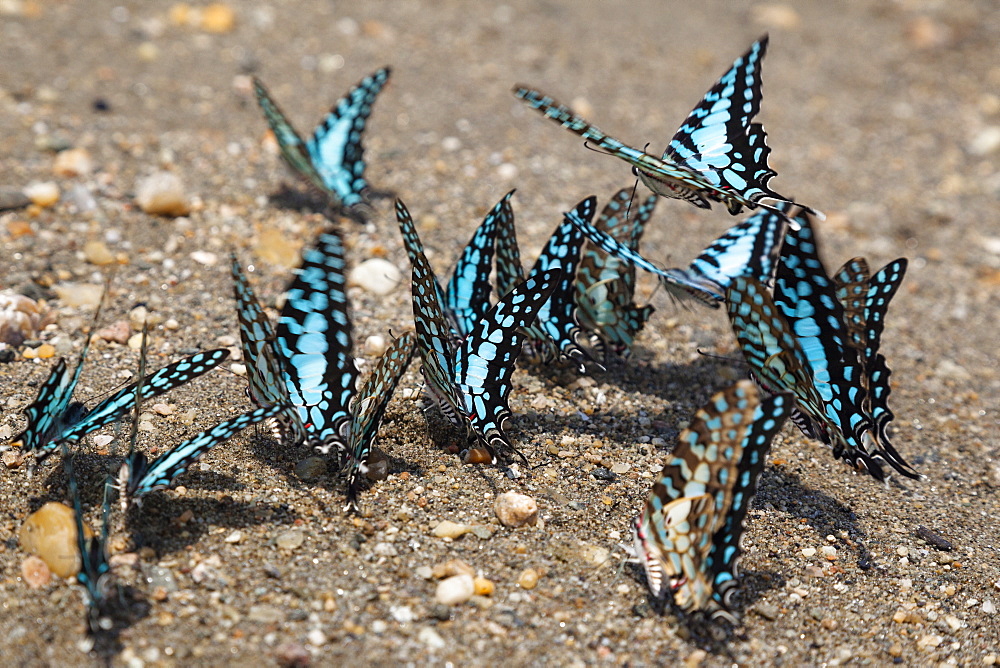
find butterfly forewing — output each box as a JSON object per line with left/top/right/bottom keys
{"left": 306, "top": 67, "right": 391, "bottom": 208}
{"left": 444, "top": 191, "right": 513, "bottom": 337}
{"left": 276, "top": 231, "right": 357, "bottom": 453}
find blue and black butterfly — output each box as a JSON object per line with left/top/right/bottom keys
{"left": 66, "top": 451, "right": 116, "bottom": 632}
{"left": 575, "top": 188, "right": 658, "bottom": 360}
{"left": 15, "top": 307, "right": 230, "bottom": 462}
{"left": 253, "top": 67, "right": 390, "bottom": 221}
{"left": 631, "top": 380, "right": 789, "bottom": 623}
{"left": 119, "top": 405, "right": 286, "bottom": 507}
{"left": 569, "top": 200, "right": 791, "bottom": 308}
{"left": 832, "top": 256, "right": 908, "bottom": 466}
{"left": 396, "top": 199, "right": 559, "bottom": 464}
{"left": 494, "top": 196, "right": 598, "bottom": 372}
{"left": 515, "top": 37, "right": 805, "bottom": 218}
{"left": 345, "top": 330, "right": 416, "bottom": 511}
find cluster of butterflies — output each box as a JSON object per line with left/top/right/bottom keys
{"left": 11, "top": 33, "right": 917, "bottom": 632}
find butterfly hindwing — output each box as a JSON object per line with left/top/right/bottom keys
{"left": 346, "top": 331, "right": 416, "bottom": 510}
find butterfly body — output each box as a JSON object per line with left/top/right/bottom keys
{"left": 632, "top": 380, "right": 789, "bottom": 622}
{"left": 253, "top": 68, "right": 390, "bottom": 220}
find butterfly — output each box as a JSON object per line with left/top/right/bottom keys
{"left": 494, "top": 196, "right": 598, "bottom": 371}
{"left": 832, "top": 257, "right": 908, "bottom": 465}
{"left": 253, "top": 67, "right": 390, "bottom": 221}
{"left": 569, "top": 199, "right": 792, "bottom": 308}
{"left": 345, "top": 330, "right": 416, "bottom": 511}
{"left": 274, "top": 230, "right": 359, "bottom": 454}
{"left": 119, "top": 405, "right": 286, "bottom": 507}
{"left": 515, "top": 37, "right": 805, "bottom": 219}
{"left": 66, "top": 451, "right": 116, "bottom": 632}
{"left": 631, "top": 380, "right": 790, "bottom": 623}
{"left": 396, "top": 199, "right": 560, "bottom": 463}
{"left": 15, "top": 306, "right": 230, "bottom": 463}
{"left": 575, "top": 188, "right": 658, "bottom": 360}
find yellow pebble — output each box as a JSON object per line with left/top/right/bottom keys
{"left": 201, "top": 3, "right": 235, "bottom": 33}
{"left": 473, "top": 577, "right": 495, "bottom": 596}
{"left": 517, "top": 568, "right": 539, "bottom": 590}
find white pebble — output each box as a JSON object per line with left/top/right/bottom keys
{"left": 224, "top": 530, "right": 242, "bottom": 544}
{"left": 364, "top": 335, "right": 387, "bottom": 356}
{"left": 370, "top": 620, "right": 388, "bottom": 634}
{"left": 390, "top": 605, "right": 414, "bottom": 623}
{"left": 190, "top": 251, "right": 218, "bottom": 266}
{"left": 306, "top": 629, "right": 326, "bottom": 646}
{"left": 496, "top": 163, "right": 518, "bottom": 181}
{"left": 435, "top": 574, "right": 474, "bottom": 605}
{"left": 969, "top": 126, "right": 1000, "bottom": 156}
{"left": 348, "top": 258, "right": 403, "bottom": 296}
{"left": 24, "top": 181, "right": 60, "bottom": 207}
{"left": 801, "top": 547, "right": 817, "bottom": 558}
{"left": 418, "top": 627, "right": 446, "bottom": 650}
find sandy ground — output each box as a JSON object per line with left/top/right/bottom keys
{"left": 1, "top": 0, "right": 999, "bottom": 665}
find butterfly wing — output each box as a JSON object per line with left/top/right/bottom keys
{"left": 252, "top": 76, "right": 327, "bottom": 193}
{"left": 522, "top": 197, "right": 597, "bottom": 370}
{"left": 396, "top": 200, "right": 465, "bottom": 424}
{"left": 55, "top": 349, "right": 232, "bottom": 453}
{"left": 345, "top": 331, "right": 416, "bottom": 510}
{"left": 633, "top": 381, "right": 786, "bottom": 621}
{"left": 306, "top": 67, "right": 391, "bottom": 208}
{"left": 444, "top": 191, "right": 512, "bottom": 337}
{"left": 454, "top": 269, "right": 560, "bottom": 462}
{"left": 832, "top": 257, "right": 871, "bottom": 355}
{"left": 123, "top": 405, "right": 286, "bottom": 501}
{"left": 704, "top": 391, "right": 790, "bottom": 621}
{"left": 276, "top": 231, "right": 358, "bottom": 454}
{"left": 664, "top": 36, "right": 787, "bottom": 213}
{"left": 67, "top": 454, "right": 113, "bottom": 631}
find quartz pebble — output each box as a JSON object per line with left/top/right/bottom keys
{"left": 21, "top": 556, "right": 52, "bottom": 588}
{"left": 275, "top": 529, "right": 305, "bottom": 551}
{"left": 364, "top": 334, "right": 387, "bottom": 356}
{"left": 494, "top": 491, "right": 538, "bottom": 528}
{"left": 348, "top": 259, "right": 403, "bottom": 296}
{"left": 18, "top": 502, "right": 90, "bottom": 577}
{"left": 436, "top": 574, "right": 475, "bottom": 605}
{"left": 418, "top": 627, "right": 446, "bottom": 650}
{"left": 51, "top": 282, "right": 103, "bottom": 308}
{"left": 0, "top": 293, "right": 49, "bottom": 346}
{"left": 135, "top": 171, "right": 191, "bottom": 216}
{"left": 224, "top": 530, "right": 243, "bottom": 544}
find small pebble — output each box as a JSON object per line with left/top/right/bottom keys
{"left": 969, "top": 126, "right": 1000, "bottom": 156}
{"left": 418, "top": 627, "right": 446, "bottom": 650}
{"left": 431, "top": 559, "right": 475, "bottom": 579}
{"left": 754, "top": 603, "right": 780, "bottom": 620}
{"left": 820, "top": 545, "right": 837, "bottom": 560}
{"left": 436, "top": 574, "right": 475, "bottom": 605}
{"left": 190, "top": 251, "right": 218, "bottom": 266}
{"left": 21, "top": 556, "right": 52, "bottom": 588}
{"left": 801, "top": 547, "right": 817, "bottom": 558}
{"left": 224, "top": 530, "right": 243, "bottom": 544}
{"left": 370, "top": 620, "right": 388, "bottom": 634}
{"left": 517, "top": 568, "right": 539, "bottom": 590}
{"left": 579, "top": 544, "right": 611, "bottom": 567}
{"left": 474, "top": 576, "right": 495, "bottom": 596}
{"left": 51, "top": 282, "right": 103, "bottom": 308}
{"left": 432, "top": 520, "right": 471, "bottom": 539}
{"left": 275, "top": 529, "right": 305, "bottom": 551}
{"left": 463, "top": 447, "right": 492, "bottom": 464}
{"left": 275, "top": 642, "right": 311, "bottom": 668}
{"left": 610, "top": 462, "right": 631, "bottom": 474}
{"left": 135, "top": 171, "right": 191, "bottom": 216}
{"left": 984, "top": 600, "right": 997, "bottom": 614}
{"left": 248, "top": 605, "right": 285, "bottom": 624}
{"left": 390, "top": 605, "right": 414, "bottom": 623}
{"left": 494, "top": 491, "right": 538, "bottom": 528}
{"left": 3, "top": 451, "right": 23, "bottom": 468}
{"left": 24, "top": 181, "right": 60, "bottom": 207}
{"left": 83, "top": 241, "right": 115, "bottom": 266}
{"left": 306, "top": 629, "right": 326, "bottom": 647}
{"left": 19, "top": 502, "right": 90, "bottom": 577}
{"left": 591, "top": 467, "right": 615, "bottom": 481}
{"left": 53, "top": 148, "right": 94, "bottom": 177}
{"left": 916, "top": 634, "right": 943, "bottom": 650}
{"left": 200, "top": 3, "right": 236, "bottom": 33}
{"left": 96, "top": 320, "right": 131, "bottom": 344}
{"left": 348, "top": 259, "right": 402, "bottom": 296}
{"left": 295, "top": 456, "right": 327, "bottom": 481}
{"left": 34, "top": 343, "right": 55, "bottom": 359}
{"left": 364, "top": 335, "right": 387, "bottom": 356}
{"left": 915, "top": 525, "right": 954, "bottom": 551}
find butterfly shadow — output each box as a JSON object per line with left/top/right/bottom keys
{"left": 756, "top": 466, "right": 874, "bottom": 569}
{"left": 266, "top": 182, "right": 388, "bottom": 225}
{"left": 595, "top": 349, "right": 737, "bottom": 407}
